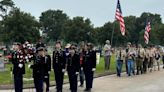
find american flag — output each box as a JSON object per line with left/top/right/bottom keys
{"left": 115, "top": 0, "right": 125, "bottom": 36}
{"left": 144, "top": 21, "right": 151, "bottom": 44}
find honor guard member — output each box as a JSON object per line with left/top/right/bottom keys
{"left": 36, "top": 38, "right": 46, "bottom": 50}
{"left": 67, "top": 44, "right": 80, "bottom": 92}
{"left": 53, "top": 41, "right": 66, "bottom": 92}
{"left": 83, "top": 43, "right": 96, "bottom": 92}
{"left": 44, "top": 49, "right": 52, "bottom": 92}
{"left": 136, "top": 44, "right": 145, "bottom": 75}
{"left": 12, "top": 43, "right": 25, "bottom": 92}
{"left": 30, "top": 47, "right": 46, "bottom": 92}
{"left": 79, "top": 41, "right": 85, "bottom": 87}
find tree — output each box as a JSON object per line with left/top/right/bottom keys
{"left": 0, "top": 0, "right": 14, "bottom": 18}
{"left": 64, "top": 17, "right": 94, "bottom": 43}
{"left": 39, "top": 9, "right": 69, "bottom": 41}
{"left": 2, "top": 8, "right": 40, "bottom": 43}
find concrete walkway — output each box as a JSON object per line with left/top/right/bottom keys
{"left": 1, "top": 69, "right": 164, "bottom": 92}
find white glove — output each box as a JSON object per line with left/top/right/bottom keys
{"left": 62, "top": 69, "right": 65, "bottom": 73}
{"left": 25, "top": 56, "right": 28, "bottom": 59}
{"left": 66, "top": 53, "right": 69, "bottom": 56}
{"left": 64, "top": 72, "right": 68, "bottom": 76}
{"left": 18, "top": 64, "right": 23, "bottom": 68}
{"left": 81, "top": 67, "right": 83, "bottom": 70}
{"left": 75, "top": 72, "right": 79, "bottom": 75}
{"left": 28, "top": 64, "right": 31, "bottom": 68}
{"left": 44, "top": 76, "right": 48, "bottom": 78}
{"left": 92, "top": 68, "right": 96, "bottom": 71}
{"left": 26, "top": 59, "right": 29, "bottom": 62}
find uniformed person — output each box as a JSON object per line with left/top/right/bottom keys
{"left": 148, "top": 46, "right": 155, "bottom": 72}
{"left": 154, "top": 47, "right": 161, "bottom": 71}
{"left": 116, "top": 47, "right": 126, "bottom": 77}
{"left": 83, "top": 43, "right": 96, "bottom": 92}
{"left": 53, "top": 41, "right": 66, "bottom": 92}
{"left": 143, "top": 47, "right": 149, "bottom": 73}
{"left": 161, "top": 48, "right": 164, "bottom": 69}
{"left": 67, "top": 44, "right": 80, "bottom": 92}
{"left": 79, "top": 41, "right": 85, "bottom": 87}
{"left": 136, "top": 44, "right": 145, "bottom": 75}
{"left": 30, "top": 47, "right": 46, "bottom": 92}
{"left": 126, "top": 42, "right": 135, "bottom": 76}
{"left": 12, "top": 43, "right": 25, "bottom": 92}
{"left": 36, "top": 38, "right": 46, "bottom": 50}
{"left": 44, "top": 49, "right": 52, "bottom": 92}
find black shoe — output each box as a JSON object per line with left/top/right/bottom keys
{"left": 84, "top": 88, "right": 91, "bottom": 92}
{"left": 57, "top": 90, "right": 62, "bottom": 92}
{"left": 117, "top": 74, "right": 121, "bottom": 77}
{"left": 79, "top": 84, "right": 84, "bottom": 87}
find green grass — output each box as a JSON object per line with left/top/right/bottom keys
{"left": 0, "top": 55, "right": 120, "bottom": 85}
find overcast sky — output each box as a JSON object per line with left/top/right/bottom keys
{"left": 12, "top": 0, "right": 164, "bottom": 27}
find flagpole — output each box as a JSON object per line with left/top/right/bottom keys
{"left": 110, "top": 20, "right": 115, "bottom": 47}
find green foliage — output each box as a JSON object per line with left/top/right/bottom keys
{"left": 0, "top": 0, "right": 163, "bottom": 46}
{"left": 0, "top": 0, "right": 14, "bottom": 18}
{"left": 1, "top": 8, "right": 40, "bottom": 43}
{"left": 39, "top": 9, "right": 69, "bottom": 41}
{"left": 64, "top": 17, "right": 94, "bottom": 43}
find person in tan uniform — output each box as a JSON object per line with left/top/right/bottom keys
{"left": 126, "top": 42, "right": 135, "bottom": 76}
{"left": 143, "top": 47, "right": 150, "bottom": 73}
{"left": 116, "top": 47, "right": 126, "bottom": 77}
{"left": 136, "top": 44, "right": 145, "bottom": 75}
{"left": 154, "top": 47, "right": 161, "bottom": 71}
{"left": 148, "top": 46, "right": 155, "bottom": 72}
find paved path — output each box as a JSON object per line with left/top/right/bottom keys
{"left": 1, "top": 69, "right": 164, "bottom": 92}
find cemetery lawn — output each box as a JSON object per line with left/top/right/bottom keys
{"left": 0, "top": 55, "right": 126, "bottom": 85}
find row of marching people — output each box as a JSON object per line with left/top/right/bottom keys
{"left": 116, "top": 42, "right": 163, "bottom": 77}
{"left": 11, "top": 41, "right": 96, "bottom": 92}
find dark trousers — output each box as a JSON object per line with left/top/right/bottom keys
{"left": 79, "top": 68, "right": 84, "bottom": 85}
{"left": 143, "top": 58, "right": 148, "bottom": 73}
{"left": 14, "top": 74, "right": 23, "bottom": 92}
{"left": 136, "top": 58, "right": 144, "bottom": 75}
{"left": 54, "top": 69, "right": 64, "bottom": 92}
{"left": 163, "top": 56, "right": 164, "bottom": 68}
{"left": 68, "top": 69, "right": 78, "bottom": 92}
{"left": 44, "top": 74, "right": 50, "bottom": 92}
{"left": 125, "top": 59, "right": 128, "bottom": 74}
{"left": 116, "top": 60, "right": 123, "bottom": 77}
{"left": 34, "top": 77, "right": 43, "bottom": 92}
{"left": 84, "top": 68, "right": 94, "bottom": 89}
{"left": 148, "top": 57, "right": 154, "bottom": 69}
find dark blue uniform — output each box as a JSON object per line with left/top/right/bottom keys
{"left": 67, "top": 54, "right": 80, "bottom": 92}
{"left": 12, "top": 50, "right": 25, "bottom": 92}
{"left": 31, "top": 55, "right": 46, "bottom": 92}
{"left": 53, "top": 50, "right": 66, "bottom": 92}
{"left": 83, "top": 50, "right": 96, "bottom": 91}
{"left": 44, "top": 55, "right": 51, "bottom": 92}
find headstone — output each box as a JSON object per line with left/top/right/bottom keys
{"left": 0, "top": 59, "right": 5, "bottom": 72}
